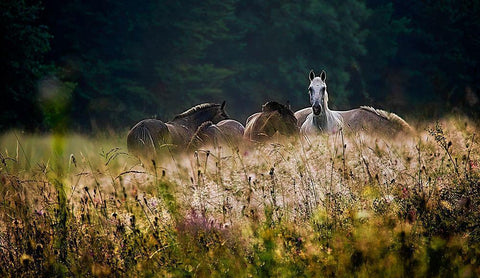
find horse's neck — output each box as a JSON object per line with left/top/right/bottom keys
{"left": 171, "top": 109, "right": 215, "bottom": 129}
{"left": 313, "top": 108, "right": 342, "bottom": 133}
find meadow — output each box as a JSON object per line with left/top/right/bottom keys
{"left": 0, "top": 115, "right": 479, "bottom": 277}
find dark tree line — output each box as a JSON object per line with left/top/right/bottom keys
{"left": 1, "top": 0, "right": 52, "bottom": 130}
{"left": 1, "top": 0, "right": 479, "bottom": 132}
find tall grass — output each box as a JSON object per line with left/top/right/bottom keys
{"left": 0, "top": 115, "right": 479, "bottom": 277}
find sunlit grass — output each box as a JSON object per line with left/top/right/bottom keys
{"left": 1, "top": 115, "right": 479, "bottom": 277}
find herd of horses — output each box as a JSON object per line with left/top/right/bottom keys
{"left": 127, "top": 70, "right": 413, "bottom": 161}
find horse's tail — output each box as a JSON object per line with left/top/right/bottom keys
{"left": 384, "top": 111, "right": 414, "bottom": 134}
{"left": 127, "top": 119, "right": 169, "bottom": 160}
{"left": 359, "top": 106, "right": 414, "bottom": 135}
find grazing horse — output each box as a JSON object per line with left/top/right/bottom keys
{"left": 244, "top": 101, "right": 299, "bottom": 141}
{"left": 187, "top": 119, "right": 245, "bottom": 150}
{"left": 298, "top": 70, "right": 412, "bottom": 136}
{"left": 127, "top": 102, "right": 229, "bottom": 160}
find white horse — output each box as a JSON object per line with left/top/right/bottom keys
{"left": 296, "top": 70, "right": 412, "bottom": 136}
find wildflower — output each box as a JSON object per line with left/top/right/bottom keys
{"left": 148, "top": 197, "right": 160, "bottom": 208}
{"left": 130, "top": 186, "right": 137, "bottom": 197}
{"left": 384, "top": 195, "right": 395, "bottom": 203}
{"left": 402, "top": 186, "right": 409, "bottom": 198}
{"left": 469, "top": 160, "right": 478, "bottom": 171}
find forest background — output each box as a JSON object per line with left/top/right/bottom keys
{"left": 1, "top": 0, "right": 479, "bottom": 132}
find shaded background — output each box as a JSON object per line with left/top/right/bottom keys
{"left": 1, "top": 0, "right": 479, "bottom": 132}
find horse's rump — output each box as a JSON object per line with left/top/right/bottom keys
{"left": 244, "top": 102, "right": 298, "bottom": 141}
{"left": 216, "top": 119, "right": 245, "bottom": 145}
{"left": 127, "top": 119, "right": 171, "bottom": 160}
{"left": 188, "top": 120, "right": 245, "bottom": 150}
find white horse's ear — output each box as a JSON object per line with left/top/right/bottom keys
{"left": 320, "top": 70, "right": 326, "bottom": 81}
{"left": 221, "top": 101, "right": 226, "bottom": 110}
{"left": 309, "top": 70, "right": 315, "bottom": 81}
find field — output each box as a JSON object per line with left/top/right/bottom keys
{"left": 1, "top": 115, "right": 479, "bottom": 277}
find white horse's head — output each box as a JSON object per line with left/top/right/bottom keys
{"left": 308, "top": 70, "right": 328, "bottom": 115}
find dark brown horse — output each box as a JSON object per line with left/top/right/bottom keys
{"left": 187, "top": 119, "right": 245, "bottom": 150}
{"left": 127, "top": 102, "right": 229, "bottom": 160}
{"left": 244, "top": 101, "right": 299, "bottom": 142}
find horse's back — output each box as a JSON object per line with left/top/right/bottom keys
{"left": 340, "top": 107, "right": 413, "bottom": 137}
{"left": 294, "top": 107, "right": 311, "bottom": 128}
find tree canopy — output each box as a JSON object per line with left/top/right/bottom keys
{"left": 1, "top": 0, "right": 479, "bottom": 132}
